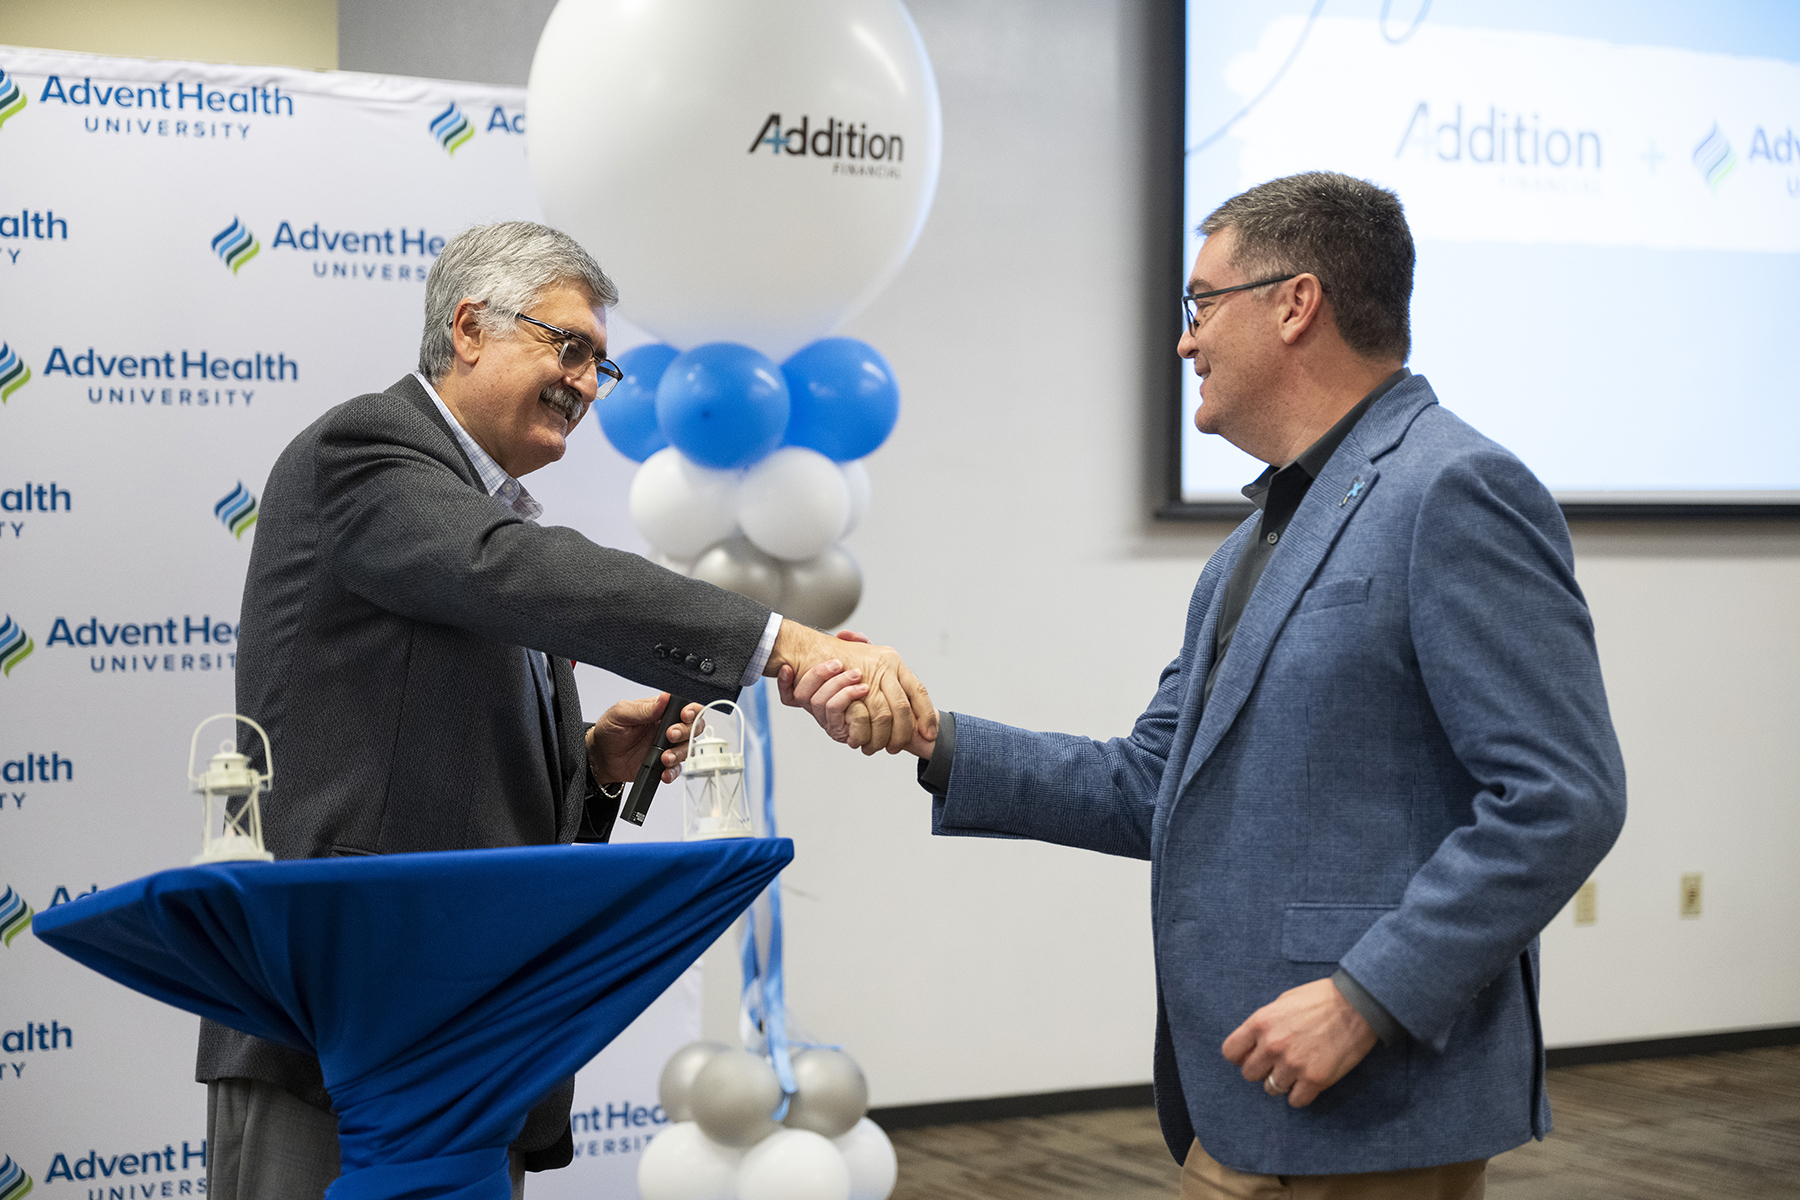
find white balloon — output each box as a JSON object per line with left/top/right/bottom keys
{"left": 778, "top": 548, "right": 863, "bottom": 630}
{"left": 833, "top": 1119, "right": 898, "bottom": 1200}
{"left": 840, "top": 460, "right": 872, "bottom": 536}
{"left": 529, "top": 0, "right": 942, "bottom": 360}
{"left": 739, "top": 447, "right": 852, "bottom": 563}
{"left": 692, "top": 538, "right": 784, "bottom": 608}
{"left": 637, "top": 1122, "right": 742, "bottom": 1200}
{"left": 629, "top": 448, "right": 740, "bottom": 560}
{"left": 737, "top": 1129, "right": 852, "bottom": 1200}
{"left": 655, "top": 553, "right": 695, "bottom": 577}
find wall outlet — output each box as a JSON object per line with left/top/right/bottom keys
{"left": 1680, "top": 872, "right": 1703, "bottom": 918}
{"left": 1573, "top": 879, "right": 1598, "bottom": 925}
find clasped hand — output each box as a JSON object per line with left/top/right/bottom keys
{"left": 769, "top": 622, "right": 935, "bottom": 755}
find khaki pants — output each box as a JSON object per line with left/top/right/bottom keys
{"left": 1182, "top": 1139, "right": 1486, "bottom": 1200}
{"left": 207, "top": 1078, "right": 526, "bottom": 1200}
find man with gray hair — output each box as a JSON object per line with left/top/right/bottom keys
{"left": 198, "top": 221, "right": 935, "bottom": 1198}
{"left": 788, "top": 173, "right": 1625, "bottom": 1196}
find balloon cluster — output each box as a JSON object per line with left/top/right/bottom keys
{"left": 641, "top": 1043, "right": 897, "bottom": 1200}
{"left": 601, "top": 338, "right": 899, "bottom": 630}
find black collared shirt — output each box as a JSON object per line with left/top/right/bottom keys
{"left": 1199, "top": 369, "right": 1408, "bottom": 708}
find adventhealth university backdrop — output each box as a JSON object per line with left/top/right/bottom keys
{"left": 0, "top": 45, "right": 689, "bottom": 1200}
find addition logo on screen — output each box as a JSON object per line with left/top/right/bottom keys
{"left": 0, "top": 66, "right": 26, "bottom": 133}
{"left": 215, "top": 482, "right": 258, "bottom": 539}
{"left": 0, "top": 885, "right": 32, "bottom": 948}
{"left": 0, "top": 344, "right": 28, "bottom": 403}
{"left": 1693, "top": 122, "right": 1735, "bottom": 191}
{"left": 0, "top": 1153, "right": 33, "bottom": 1200}
{"left": 211, "top": 217, "right": 260, "bottom": 274}
{"left": 0, "top": 617, "right": 31, "bottom": 678}
{"left": 430, "top": 101, "right": 474, "bottom": 155}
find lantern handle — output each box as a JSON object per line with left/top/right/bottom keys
{"left": 696, "top": 700, "right": 759, "bottom": 760}
{"left": 187, "top": 712, "right": 275, "bottom": 791}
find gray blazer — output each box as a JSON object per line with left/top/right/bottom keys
{"left": 934, "top": 375, "right": 1626, "bottom": 1175}
{"left": 197, "top": 375, "right": 771, "bottom": 1156}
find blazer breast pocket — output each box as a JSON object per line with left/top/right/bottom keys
{"left": 1282, "top": 903, "right": 1396, "bottom": 962}
{"left": 1295, "top": 576, "right": 1372, "bottom": 614}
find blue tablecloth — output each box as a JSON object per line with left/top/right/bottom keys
{"left": 32, "top": 839, "right": 793, "bottom": 1200}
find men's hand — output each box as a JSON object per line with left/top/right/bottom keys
{"left": 766, "top": 620, "right": 936, "bottom": 755}
{"left": 1221, "top": 977, "right": 1379, "bottom": 1108}
{"left": 777, "top": 632, "right": 937, "bottom": 758}
{"left": 586, "top": 693, "right": 702, "bottom": 785}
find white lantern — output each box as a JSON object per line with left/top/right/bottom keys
{"left": 188, "top": 713, "right": 275, "bottom": 865}
{"left": 683, "top": 703, "right": 754, "bottom": 841}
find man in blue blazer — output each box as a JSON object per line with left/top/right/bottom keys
{"left": 787, "top": 173, "right": 1626, "bottom": 1196}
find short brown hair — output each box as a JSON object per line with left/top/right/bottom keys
{"left": 1200, "top": 172, "right": 1413, "bottom": 361}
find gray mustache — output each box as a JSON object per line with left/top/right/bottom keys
{"left": 540, "top": 382, "right": 586, "bottom": 423}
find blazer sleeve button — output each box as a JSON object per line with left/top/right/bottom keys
{"left": 685, "top": 653, "right": 700, "bottom": 669}
{"left": 654, "top": 644, "right": 667, "bottom": 658}
{"left": 700, "top": 659, "right": 715, "bottom": 675}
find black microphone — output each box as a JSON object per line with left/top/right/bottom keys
{"left": 619, "top": 695, "right": 691, "bottom": 827}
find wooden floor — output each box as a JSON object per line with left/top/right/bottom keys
{"left": 886, "top": 1047, "right": 1800, "bottom": 1199}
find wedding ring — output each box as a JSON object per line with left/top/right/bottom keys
{"left": 1263, "top": 1073, "right": 1291, "bottom": 1097}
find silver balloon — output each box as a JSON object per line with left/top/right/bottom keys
{"left": 690, "top": 1049, "right": 785, "bottom": 1147}
{"left": 692, "top": 537, "right": 784, "bottom": 607}
{"left": 777, "top": 547, "right": 863, "bottom": 630}
{"left": 658, "top": 1040, "right": 731, "bottom": 1124}
{"left": 781, "top": 1048, "right": 869, "bottom": 1138}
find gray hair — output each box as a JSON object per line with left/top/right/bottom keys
{"left": 418, "top": 221, "right": 619, "bottom": 381}
{"left": 1199, "top": 172, "right": 1413, "bottom": 362}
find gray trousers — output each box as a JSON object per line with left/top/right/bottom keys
{"left": 207, "top": 1078, "right": 525, "bottom": 1200}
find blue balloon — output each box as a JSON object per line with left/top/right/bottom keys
{"left": 655, "top": 343, "right": 791, "bottom": 470}
{"left": 595, "top": 343, "right": 677, "bottom": 462}
{"left": 781, "top": 338, "right": 901, "bottom": 462}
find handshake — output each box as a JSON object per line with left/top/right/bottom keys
{"left": 765, "top": 621, "right": 936, "bottom": 758}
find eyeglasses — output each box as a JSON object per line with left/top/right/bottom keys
{"left": 1181, "top": 274, "right": 1306, "bottom": 332}
{"left": 511, "top": 311, "right": 625, "bottom": 399}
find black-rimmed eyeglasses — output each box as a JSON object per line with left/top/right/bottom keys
{"left": 511, "top": 311, "right": 625, "bottom": 399}
{"left": 1181, "top": 274, "right": 1305, "bottom": 332}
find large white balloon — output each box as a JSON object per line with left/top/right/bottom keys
{"left": 738, "top": 447, "right": 852, "bottom": 563}
{"left": 833, "top": 1119, "right": 898, "bottom": 1200}
{"left": 629, "top": 448, "right": 740, "bottom": 560}
{"left": 737, "top": 1129, "right": 852, "bottom": 1200}
{"left": 638, "top": 1122, "right": 743, "bottom": 1200}
{"left": 778, "top": 547, "right": 863, "bottom": 630}
{"left": 529, "top": 0, "right": 942, "bottom": 360}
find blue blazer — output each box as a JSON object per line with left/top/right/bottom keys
{"left": 934, "top": 375, "right": 1626, "bottom": 1175}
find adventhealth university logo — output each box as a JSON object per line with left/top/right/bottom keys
{"left": 1693, "top": 122, "right": 1735, "bottom": 191}
{"left": 212, "top": 217, "right": 259, "bottom": 274}
{"left": 0, "top": 885, "right": 32, "bottom": 947}
{"left": 0, "top": 344, "right": 28, "bottom": 403}
{"left": 215, "top": 482, "right": 259, "bottom": 539}
{"left": 0, "top": 1152, "right": 33, "bottom": 1200}
{"left": 0, "top": 616, "right": 31, "bottom": 678}
{"left": 0, "top": 65, "right": 25, "bottom": 132}
{"left": 430, "top": 101, "right": 474, "bottom": 155}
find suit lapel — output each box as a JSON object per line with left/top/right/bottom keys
{"left": 1179, "top": 377, "right": 1438, "bottom": 787}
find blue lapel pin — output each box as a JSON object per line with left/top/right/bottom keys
{"left": 1341, "top": 476, "right": 1364, "bottom": 507}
